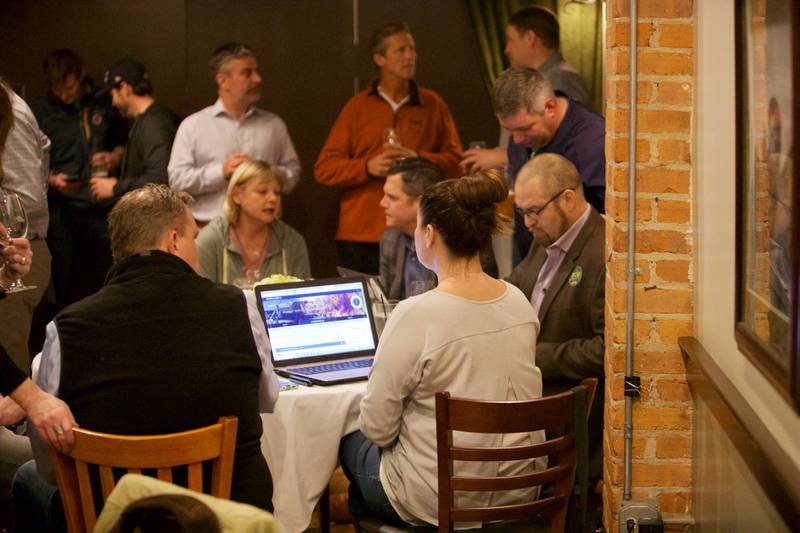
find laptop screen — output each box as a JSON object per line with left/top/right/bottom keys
{"left": 255, "top": 278, "right": 378, "bottom": 367}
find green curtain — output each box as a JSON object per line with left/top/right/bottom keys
{"left": 467, "top": 0, "right": 604, "bottom": 112}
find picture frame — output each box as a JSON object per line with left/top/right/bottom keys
{"left": 735, "top": 0, "right": 800, "bottom": 411}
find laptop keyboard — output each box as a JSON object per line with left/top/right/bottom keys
{"left": 290, "top": 359, "right": 373, "bottom": 376}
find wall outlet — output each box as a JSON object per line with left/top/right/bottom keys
{"left": 619, "top": 499, "right": 663, "bottom": 533}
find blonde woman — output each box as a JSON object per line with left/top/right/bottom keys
{"left": 196, "top": 160, "right": 310, "bottom": 285}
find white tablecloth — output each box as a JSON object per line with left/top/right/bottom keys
{"left": 260, "top": 381, "right": 367, "bottom": 533}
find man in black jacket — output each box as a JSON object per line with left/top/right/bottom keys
{"left": 506, "top": 153, "right": 605, "bottom": 489}
{"left": 90, "top": 59, "right": 181, "bottom": 202}
{"left": 12, "top": 185, "right": 280, "bottom": 532}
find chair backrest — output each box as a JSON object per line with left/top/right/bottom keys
{"left": 48, "top": 416, "right": 238, "bottom": 533}
{"left": 435, "top": 378, "right": 598, "bottom": 533}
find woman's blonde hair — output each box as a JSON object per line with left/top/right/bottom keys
{"left": 224, "top": 160, "right": 283, "bottom": 224}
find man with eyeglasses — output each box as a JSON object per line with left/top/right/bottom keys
{"left": 169, "top": 43, "right": 300, "bottom": 225}
{"left": 507, "top": 153, "right": 604, "bottom": 483}
{"left": 492, "top": 67, "right": 605, "bottom": 263}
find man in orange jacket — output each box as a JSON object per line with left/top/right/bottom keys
{"left": 315, "top": 22, "right": 462, "bottom": 274}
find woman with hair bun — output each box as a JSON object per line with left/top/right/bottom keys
{"left": 339, "top": 171, "right": 544, "bottom": 528}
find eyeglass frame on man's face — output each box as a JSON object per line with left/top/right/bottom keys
{"left": 515, "top": 187, "right": 575, "bottom": 219}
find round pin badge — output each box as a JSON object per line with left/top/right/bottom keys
{"left": 568, "top": 265, "right": 583, "bottom": 287}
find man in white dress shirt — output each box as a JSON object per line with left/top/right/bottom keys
{"left": 168, "top": 43, "right": 300, "bottom": 224}
{"left": 0, "top": 80, "right": 51, "bottom": 370}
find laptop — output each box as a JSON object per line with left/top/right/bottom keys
{"left": 255, "top": 277, "right": 379, "bottom": 385}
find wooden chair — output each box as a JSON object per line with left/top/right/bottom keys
{"left": 436, "top": 378, "right": 598, "bottom": 533}
{"left": 47, "top": 416, "right": 238, "bottom": 533}
{"left": 356, "top": 378, "right": 597, "bottom": 533}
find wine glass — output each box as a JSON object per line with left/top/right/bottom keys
{"left": 0, "top": 192, "right": 36, "bottom": 293}
{"left": 233, "top": 268, "right": 261, "bottom": 290}
{"left": 383, "top": 127, "right": 400, "bottom": 148}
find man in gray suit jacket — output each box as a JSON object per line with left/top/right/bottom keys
{"left": 508, "top": 153, "right": 604, "bottom": 383}
{"left": 507, "top": 154, "right": 605, "bottom": 484}
{"left": 378, "top": 158, "right": 442, "bottom": 300}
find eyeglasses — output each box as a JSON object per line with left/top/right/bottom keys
{"left": 515, "top": 187, "right": 574, "bottom": 218}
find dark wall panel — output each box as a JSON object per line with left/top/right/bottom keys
{"left": 0, "top": 1, "right": 26, "bottom": 95}
{"left": 0, "top": 0, "right": 496, "bottom": 277}
{"left": 12, "top": 0, "right": 186, "bottom": 109}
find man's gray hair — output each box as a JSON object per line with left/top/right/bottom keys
{"left": 108, "top": 184, "right": 193, "bottom": 263}
{"left": 517, "top": 153, "right": 582, "bottom": 195}
{"left": 209, "top": 43, "right": 256, "bottom": 75}
{"left": 492, "top": 67, "right": 555, "bottom": 117}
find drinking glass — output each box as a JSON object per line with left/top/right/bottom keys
{"left": 89, "top": 136, "right": 109, "bottom": 177}
{"left": 0, "top": 192, "right": 36, "bottom": 292}
{"left": 233, "top": 268, "right": 261, "bottom": 290}
{"left": 372, "top": 299, "right": 400, "bottom": 337}
{"left": 90, "top": 161, "right": 109, "bottom": 177}
{"left": 383, "top": 127, "right": 400, "bottom": 148}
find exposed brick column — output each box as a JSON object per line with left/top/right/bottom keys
{"left": 603, "top": 1, "right": 695, "bottom": 530}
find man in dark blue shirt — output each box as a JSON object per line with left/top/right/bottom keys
{"left": 492, "top": 67, "right": 605, "bottom": 260}
{"left": 32, "top": 49, "right": 128, "bottom": 310}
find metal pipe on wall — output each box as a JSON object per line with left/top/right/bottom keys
{"left": 623, "top": 0, "right": 638, "bottom": 502}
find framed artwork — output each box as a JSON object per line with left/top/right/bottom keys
{"left": 735, "top": 0, "right": 800, "bottom": 410}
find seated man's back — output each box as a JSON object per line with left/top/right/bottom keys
{"left": 31, "top": 185, "right": 278, "bottom": 512}
{"left": 52, "top": 253, "right": 270, "bottom": 506}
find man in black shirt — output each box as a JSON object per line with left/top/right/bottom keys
{"left": 90, "top": 59, "right": 181, "bottom": 202}
{"left": 12, "top": 185, "right": 279, "bottom": 531}
{"left": 32, "top": 49, "right": 128, "bottom": 310}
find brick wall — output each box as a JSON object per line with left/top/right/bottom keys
{"left": 603, "top": 1, "right": 694, "bottom": 530}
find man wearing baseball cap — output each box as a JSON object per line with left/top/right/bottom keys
{"left": 90, "top": 58, "right": 181, "bottom": 203}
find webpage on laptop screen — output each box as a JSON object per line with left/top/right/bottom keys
{"left": 260, "top": 282, "right": 375, "bottom": 363}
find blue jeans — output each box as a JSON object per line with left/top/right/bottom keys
{"left": 11, "top": 460, "right": 66, "bottom": 533}
{"left": 338, "top": 431, "right": 406, "bottom": 526}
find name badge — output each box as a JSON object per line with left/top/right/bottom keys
{"left": 569, "top": 266, "right": 583, "bottom": 287}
